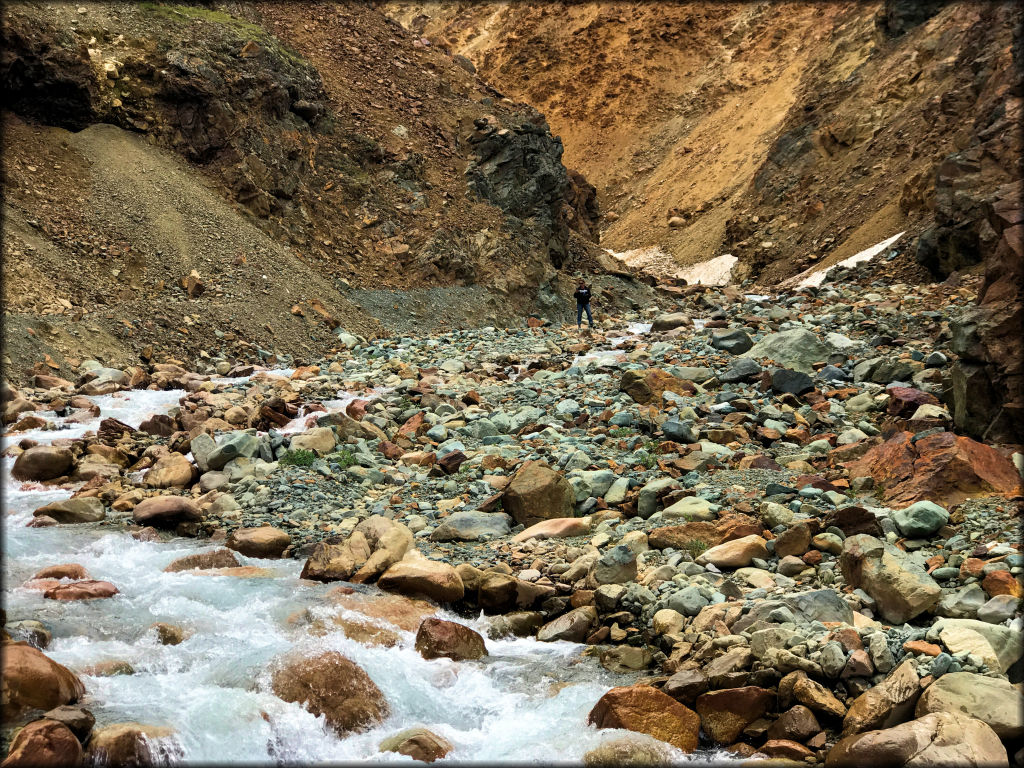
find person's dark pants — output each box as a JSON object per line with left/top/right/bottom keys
{"left": 577, "top": 302, "right": 593, "bottom": 327}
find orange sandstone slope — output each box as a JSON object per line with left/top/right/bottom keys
{"left": 389, "top": 1, "right": 1021, "bottom": 284}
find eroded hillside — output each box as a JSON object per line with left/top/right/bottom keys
{"left": 1, "top": 0, "right": 618, "bottom": 381}
{"left": 390, "top": 1, "right": 1020, "bottom": 282}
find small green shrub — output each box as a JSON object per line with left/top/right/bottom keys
{"left": 279, "top": 448, "right": 316, "bottom": 467}
{"left": 335, "top": 448, "right": 357, "bottom": 469}
{"left": 684, "top": 539, "right": 709, "bottom": 557}
{"left": 640, "top": 452, "right": 657, "bottom": 470}
{"left": 609, "top": 427, "right": 633, "bottom": 438}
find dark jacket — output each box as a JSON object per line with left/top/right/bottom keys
{"left": 574, "top": 286, "right": 592, "bottom": 305}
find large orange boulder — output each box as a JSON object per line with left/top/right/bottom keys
{"left": 846, "top": 431, "right": 1022, "bottom": 505}
{"left": 378, "top": 554, "right": 465, "bottom": 603}
{"left": 327, "top": 589, "right": 437, "bottom": 632}
{"left": 0, "top": 719, "right": 83, "bottom": 767}
{"left": 143, "top": 453, "right": 196, "bottom": 489}
{"left": 270, "top": 652, "right": 388, "bottom": 736}
{"left": 1, "top": 645, "right": 85, "bottom": 722}
{"left": 587, "top": 684, "right": 701, "bottom": 753}
{"left": 414, "top": 618, "right": 487, "bottom": 661}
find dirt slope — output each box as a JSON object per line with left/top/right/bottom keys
{"left": 0, "top": 0, "right": 617, "bottom": 382}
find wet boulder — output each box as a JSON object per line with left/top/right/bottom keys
{"left": 43, "top": 580, "right": 118, "bottom": 601}
{"left": 300, "top": 516, "right": 412, "bottom": 584}
{"left": 414, "top": 617, "right": 487, "bottom": 661}
{"left": 536, "top": 605, "right": 598, "bottom": 643}
{"left": 587, "top": 684, "right": 701, "bottom": 753}
{"left": 379, "top": 727, "right": 452, "bottom": 763}
{"left": 42, "top": 704, "right": 95, "bottom": 741}
{"left": 1, "top": 645, "right": 85, "bottom": 722}
{"left": 583, "top": 734, "right": 678, "bottom": 767}
{"left": 132, "top": 496, "right": 203, "bottom": 528}
{"left": 378, "top": 554, "right": 465, "bottom": 604}
{"left": 271, "top": 651, "right": 388, "bottom": 736}
{"left": 163, "top": 548, "right": 241, "bottom": 572}
{"left": 32, "top": 564, "right": 89, "bottom": 580}
{"left": 85, "top": 722, "right": 181, "bottom": 767}
{"left": 226, "top": 526, "right": 291, "bottom": 558}
{"left": 11, "top": 446, "right": 73, "bottom": 481}
{"left": 1, "top": 719, "right": 83, "bottom": 766}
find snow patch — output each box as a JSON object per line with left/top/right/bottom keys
{"left": 678, "top": 254, "right": 738, "bottom": 286}
{"left": 794, "top": 231, "right": 905, "bottom": 288}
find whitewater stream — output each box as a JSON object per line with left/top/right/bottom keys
{"left": 2, "top": 373, "right": 729, "bottom": 764}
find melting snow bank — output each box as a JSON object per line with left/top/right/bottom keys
{"left": 677, "top": 254, "right": 738, "bottom": 287}
{"left": 604, "top": 247, "right": 738, "bottom": 287}
{"left": 792, "top": 231, "right": 906, "bottom": 289}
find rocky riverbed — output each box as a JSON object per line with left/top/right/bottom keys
{"left": 3, "top": 258, "right": 1023, "bottom": 765}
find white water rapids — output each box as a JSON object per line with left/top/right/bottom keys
{"left": 2, "top": 374, "right": 731, "bottom": 764}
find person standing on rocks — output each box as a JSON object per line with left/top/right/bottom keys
{"left": 574, "top": 278, "right": 593, "bottom": 330}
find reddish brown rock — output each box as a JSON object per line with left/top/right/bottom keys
{"left": 0, "top": 719, "right": 83, "bottom": 767}
{"left": 619, "top": 369, "right": 696, "bottom": 405}
{"left": 648, "top": 515, "right": 761, "bottom": 550}
{"left": 588, "top": 684, "right": 701, "bottom": 753}
{"left": 271, "top": 652, "right": 388, "bottom": 736}
{"left": 1, "top": 645, "right": 85, "bottom": 722}
{"left": 886, "top": 387, "right": 940, "bottom": 417}
{"left": 414, "top": 618, "right": 487, "bottom": 661}
{"left": 768, "top": 704, "right": 821, "bottom": 741}
{"left": 847, "top": 431, "right": 1023, "bottom": 505}
{"left": 981, "top": 570, "right": 1023, "bottom": 598}
{"left": 43, "top": 580, "right": 118, "bottom": 601}
{"left": 695, "top": 686, "right": 774, "bottom": 744}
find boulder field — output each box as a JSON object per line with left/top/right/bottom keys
{"left": 3, "top": 267, "right": 1022, "bottom": 763}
